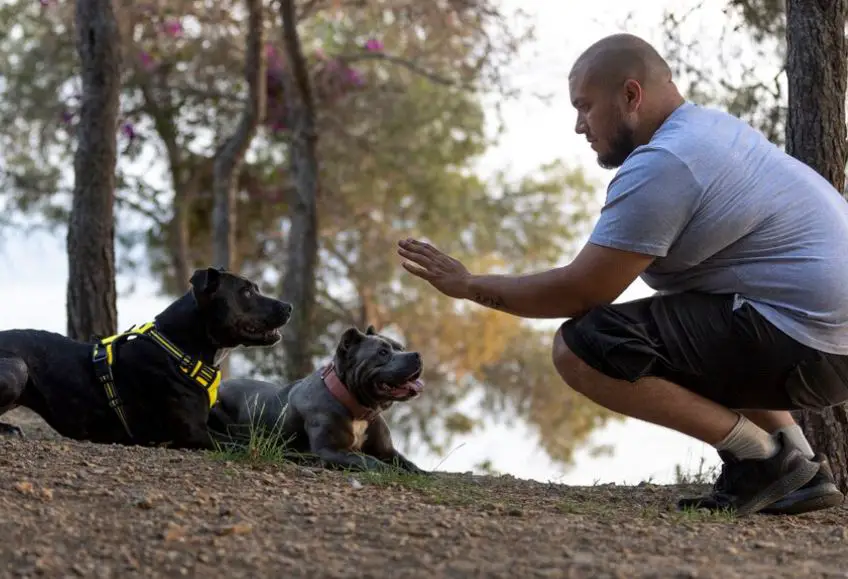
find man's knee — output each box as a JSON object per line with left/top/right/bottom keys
{"left": 551, "top": 329, "right": 589, "bottom": 392}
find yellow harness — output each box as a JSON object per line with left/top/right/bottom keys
{"left": 91, "top": 321, "right": 221, "bottom": 440}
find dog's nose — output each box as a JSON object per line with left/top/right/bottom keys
{"left": 281, "top": 302, "right": 293, "bottom": 317}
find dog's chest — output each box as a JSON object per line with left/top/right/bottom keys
{"left": 350, "top": 419, "right": 369, "bottom": 450}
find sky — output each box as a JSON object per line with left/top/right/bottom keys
{"left": 0, "top": 0, "right": 747, "bottom": 484}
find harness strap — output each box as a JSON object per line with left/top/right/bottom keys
{"left": 91, "top": 321, "right": 222, "bottom": 441}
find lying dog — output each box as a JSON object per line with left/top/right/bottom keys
{"left": 0, "top": 267, "right": 291, "bottom": 449}
{"left": 208, "top": 325, "right": 425, "bottom": 472}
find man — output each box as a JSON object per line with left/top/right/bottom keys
{"left": 396, "top": 33, "right": 848, "bottom": 517}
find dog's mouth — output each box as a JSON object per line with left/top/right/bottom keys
{"left": 381, "top": 368, "right": 424, "bottom": 399}
{"left": 241, "top": 323, "right": 282, "bottom": 343}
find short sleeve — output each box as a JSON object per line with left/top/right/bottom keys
{"left": 588, "top": 147, "right": 702, "bottom": 258}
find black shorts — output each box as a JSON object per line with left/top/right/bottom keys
{"left": 558, "top": 292, "right": 848, "bottom": 411}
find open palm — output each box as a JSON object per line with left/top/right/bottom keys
{"left": 396, "top": 238, "right": 471, "bottom": 299}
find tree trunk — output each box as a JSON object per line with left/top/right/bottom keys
{"left": 279, "top": 0, "right": 319, "bottom": 380}
{"left": 66, "top": 0, "right": 121, "bottom": 341}
{"left": 212, "top": 0, "right": 266, "bottom": 271}
{"left": 784, "top": 0, "right": 848, "bottom": 492}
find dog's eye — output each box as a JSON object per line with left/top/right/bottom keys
{"left": 380, "top": 348, "right": 390, "bottom": 357}
{"left": 241, "top": 287, "right": 254, "bottom": 298}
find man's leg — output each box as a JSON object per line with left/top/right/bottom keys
{"left": 551, "top": 293, "right": 825, "bottom": 516}
{"left": 551, "top": 333, "right": 817, "bottom": 516}
{"left": 741, "top": 410, "right": 814, "bottom": 458}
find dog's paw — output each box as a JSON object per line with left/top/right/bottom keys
{"left": 0, "top": 423, "right": 25, "bottom": 438}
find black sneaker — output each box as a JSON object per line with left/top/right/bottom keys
{"left": 678, "top": 451, "right": 844, "bottom": 515}
{"left": 676, "top": 433, "right": 819, "bottom": 517}
{"left": 758, "top": 453, "right": 844, "bottom": 515}
{"left": 677, "top": 461, "right": 733, "bottom": 512}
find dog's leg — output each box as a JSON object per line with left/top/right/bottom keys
{"left": 361, "top": 416, "right": 427, "bottom": 474}
{"left": 305, "top": 417, "right": 391, "bottom": 472}
{"left": 0, "top": 356, "right": 28, "bottom": 437}
{"left": 314, "top": 447, "right": 392, "bottom": 472}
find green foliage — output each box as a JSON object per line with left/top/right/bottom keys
{"left": 0, "top": 0, "right": 613, "bottom": 466}
{"left": 659, "top": 2, "right": 786, "bottom": 145}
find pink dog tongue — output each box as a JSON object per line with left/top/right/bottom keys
{"left": 389, "top": 378, "right": 424, "bottom": 395}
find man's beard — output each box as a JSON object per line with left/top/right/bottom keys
{"left": 597, "top": 121, "right": 637, "bottom": 170}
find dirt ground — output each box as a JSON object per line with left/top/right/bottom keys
{"left": 0, "top": 408, "right": 846, "bottom": 578}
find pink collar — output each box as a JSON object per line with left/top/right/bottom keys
{"left": 321, "top": 363, "right": 380, "bottom": 421}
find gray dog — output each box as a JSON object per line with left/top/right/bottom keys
{"left": 207, "top": 325, "right": 426, "bottom": 472}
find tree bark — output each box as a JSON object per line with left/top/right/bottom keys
{"left": 784, "top": 0, "right": 848, "bottom": 492}
{"left": 212, "top": 0, "right": 266, "bottom": 271}
{"left": 66, "top": 0, "right": 121, "bottom": 341}
{"left": 279, "top": 0, "right": 320, "bottom": 380}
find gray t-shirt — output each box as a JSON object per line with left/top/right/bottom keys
{"left": 589, "top": 101, "right": 848, "bottom": 355}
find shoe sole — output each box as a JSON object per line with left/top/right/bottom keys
{"left": 734, "top": 458, "right": 820, "bottom": 517}
{"left": 759, "top": 485, "right": 845, "bottom": 516}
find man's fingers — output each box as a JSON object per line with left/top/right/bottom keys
{"left": 401, "top": 260, "right": 435, "bottom": 280}
{"left": 398, "top": 246, "right": 439, "bottom": 271}
{"left": 400, "top": 238, "right": 444, "bottom": 261}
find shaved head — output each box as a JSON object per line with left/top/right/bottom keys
{"left": 568, "top": 34, "right": 684, "bottom": 169}
{"left": 569, "top": 33, "right": 673, "bottom": 90}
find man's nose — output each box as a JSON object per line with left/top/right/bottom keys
{"left": 575, "top": 115, "right": 586, "bottom": 135}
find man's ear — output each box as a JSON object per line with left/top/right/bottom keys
{"left": 189, "top": 267, "right": 222, "bottom": 306}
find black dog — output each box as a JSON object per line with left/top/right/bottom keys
{"left": 0, "top": 267, "right": 292, "bottom": 449}
{"left": 208, "top": 325, "right": 426, "bottom": 472}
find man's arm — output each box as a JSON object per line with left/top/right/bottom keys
{"left": 463, "top": 242, "right": 656, "bottom": 319}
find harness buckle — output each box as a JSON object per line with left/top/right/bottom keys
{"left": 92, "top": 344, "right": 108, "bottom": 365}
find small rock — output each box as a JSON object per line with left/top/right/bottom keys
{"left": 342, "top": 521, "right": 356, "bottom": 532}
{"left": 133, "top": 495, "right": 155, "bottom": 510}
{"left": 216, "top": 522, "right": 253, "bottom": 536}
{"left": 349, "top": 478, "right": 363, "bottom": 490}
{"left": 752, "top": 540, "right": 777, "bottom": 549}
{"left": 297, "top": 467, "right": 318, "bottom": 478}
{"left": 13, "top": 481, "right": 34, "bottom": 495}
{"left": 161, "top": 524, "right": 187, "bottom": 542}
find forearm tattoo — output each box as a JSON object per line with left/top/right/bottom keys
{"left": 472, "top": 292, "right": 507, "bottom": 310}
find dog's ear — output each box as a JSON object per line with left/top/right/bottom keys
{"left": 189, "top": 267, "right": 222, "bottom": 304}
{"left": 365, "top": 325, "right": 378, "bottom": 336}
{"left": 337, "top": 327, "right": 365, "bottom": 357}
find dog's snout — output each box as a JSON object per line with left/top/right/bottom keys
{"left": 276, "top": 301, "right": 293, "bottom": 323}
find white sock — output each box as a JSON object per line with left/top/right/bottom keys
{"left": 773, "top": 424, "right": 815, "bottom": 459}
{"left": 715, "top": 414, "right": 779, "bottom": 460}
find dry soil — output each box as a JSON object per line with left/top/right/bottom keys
{"left": 0, "top": 408, "right": 846, "bottom": 578}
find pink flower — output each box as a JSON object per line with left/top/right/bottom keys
{"left": 139, "top": 51, "right": 156, "bottom": 71}
{"left": 120, "top": 122, "right": 137, "bottom": 140}
{"left": 344, "top": 67, "right": 364, "bottom": 86}
{"left": 162, "top": 19, "right": 183, "bottom": 38}
{"left": 364, "top": 39, "right": 383, "bottom": 52}
{"left": 60, "top": 109, "right": 74, "bottom": 124}
{"left": 314, "top": 47, "right": 326, "bottom": 60}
